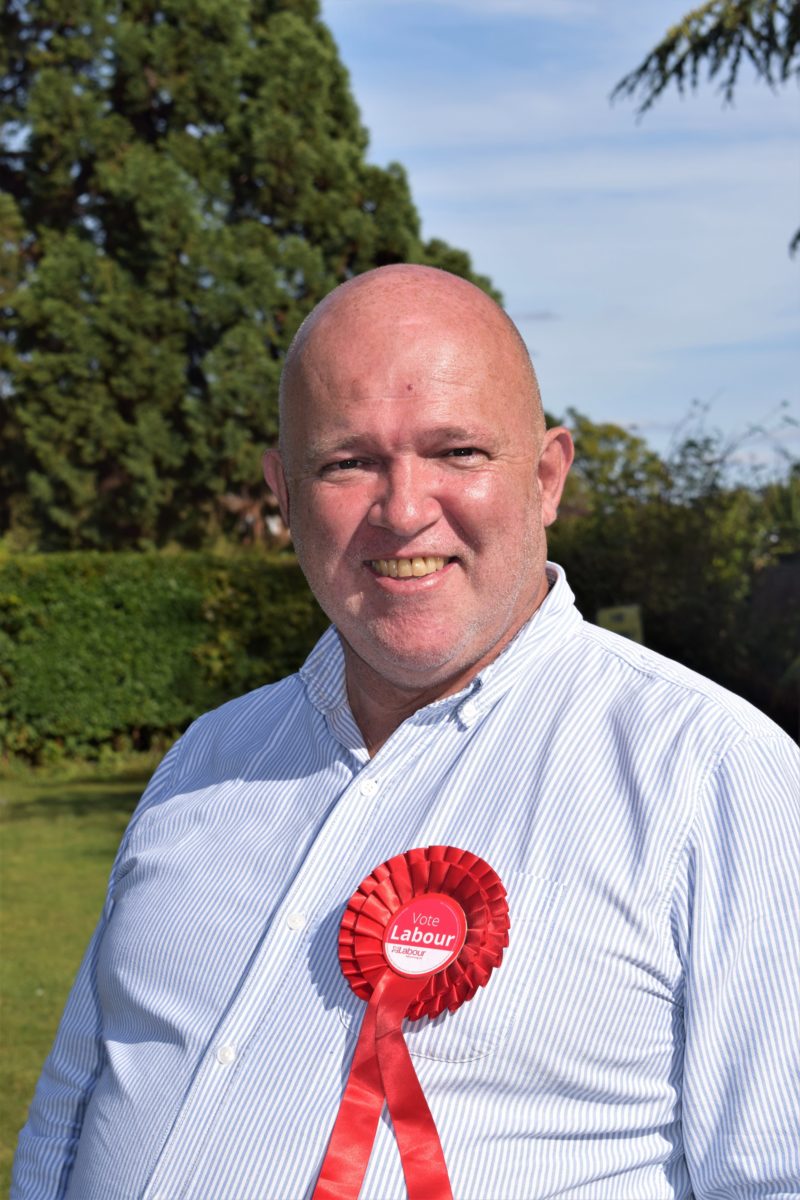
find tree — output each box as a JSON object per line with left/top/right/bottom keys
{"left": 612, "top": 0, "right": 800, "bottom": 252}
{"left": 0, "top": 0, "right": 496, "bottom": 550}
{"left": 547, "top": 408, "right": 800, "bottom": 737}
{"left": 550, "top": 407, "right": 669, "bottom": 517}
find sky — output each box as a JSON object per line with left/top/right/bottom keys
{"left": 320, "top": 0, "right": 799, "bottom": 472}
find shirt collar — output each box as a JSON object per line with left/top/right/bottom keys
{"left": 300, "top": 562, "right": 582, "bottom": 729}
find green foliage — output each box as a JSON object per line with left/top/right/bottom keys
{"left": 0, "top": 0, "right": 496, "bottom": 550}
{"left": 612, "top": 0, "right": 800, "bottom": 252}
{"left": 0, "top": 550, "right": 328, "bottom": 762}
{"left": 612, "top": 0, "right": 799, "bottom": 108}
{"left": 548, "top": 410, "right": 800, "bottom": 736}
{"left": 557, "top": 407, "right": 669, "bottom": 513}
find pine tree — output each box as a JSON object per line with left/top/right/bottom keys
{"left": 1, "top": 0, "right": 496, "bottom": 548}
{"left": 612, "top": 0, "right": 800, "bottom": 253}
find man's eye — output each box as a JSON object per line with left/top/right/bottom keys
{"left": 325, "top": 458, "right": 364, "bottom": 472}
{"left": 446, "top": 447, "right": 481, "bottom": 458}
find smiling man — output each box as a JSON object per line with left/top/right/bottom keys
{"left": 14, "top": 266, "right": 800, "bottom": 1200}
{"left": 264, "top": 266, "right": 572, "bottom": 751}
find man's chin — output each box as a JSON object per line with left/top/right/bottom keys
{"left": 341, "top": 634, "right": 480, "bottom": 697}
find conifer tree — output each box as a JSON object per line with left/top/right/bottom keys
{"left": 613, "top": 0, "right": 800, "bottom": 253}
{"left": 1, "top": 0, "right": 496, "bottom": 548}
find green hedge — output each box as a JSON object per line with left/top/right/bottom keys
{"left": 0, "top": 552, "right": 328, "bottom": 763}
{"left": 2, "top": 544, "right": 796, "bottom": 764}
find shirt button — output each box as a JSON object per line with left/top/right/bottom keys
{"left": 216, "top": 1044, "right": 236, "bottom": 1066}
{"left": 359, "top": 778, "right": 379, "bottom": 798}
{"left": 287, "top": 911, "right": 306, "bottom": 931}
{"left": 460, "top": 701, "right": 478, "bottom": 724}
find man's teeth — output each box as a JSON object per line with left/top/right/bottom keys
{"left": 371, "top": 556, "right": 447, "bottom": 578}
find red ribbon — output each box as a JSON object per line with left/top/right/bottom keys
{"left": 313, "top": 846, "right": 509, "bottom": 1200}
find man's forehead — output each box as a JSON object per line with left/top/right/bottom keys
{"left": 303, "top": 302, "right": 478, "bottom": 362}
{"left": 288, "top": 345, "right": 524, "bottom": 436}
{"left": 292, "top": 311, "right": 520, "bottom": 401}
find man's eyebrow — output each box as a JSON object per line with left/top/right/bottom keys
{"left": 426, "top": 425, "right": 490, "bottom": 442}
{"left": 302, "top": 435, "right": 367, "bottom": 463}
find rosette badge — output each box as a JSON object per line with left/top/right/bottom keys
{"left": 314, "top": 845, "right": 510, "bottom": 1200}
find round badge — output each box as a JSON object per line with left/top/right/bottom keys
{"left": 382, "top": 893, "right": 467, "bottom": 978}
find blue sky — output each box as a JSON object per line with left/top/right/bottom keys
{"left": 321, "top": 0, "right": 799, "bottom": 471}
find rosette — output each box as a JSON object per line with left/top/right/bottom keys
{"left": 313, "top": 846, "right": 509, "bottom": 1200}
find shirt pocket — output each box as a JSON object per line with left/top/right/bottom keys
{"left": 337, "top": 872, "right": 565, "bottom": 1063}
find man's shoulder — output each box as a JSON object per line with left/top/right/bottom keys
{"left": 114, "top": 665, "right": 326, "bottom": 848}
{"left": 529, "top": 566, "right": 786, "bottom": 749}
{"left": 184, "top": 669, "right": 307, "bottom": 753}
{"left": 139, "top": 672, "right": 306, "bottom": 801}
{"left": 566, "top": 619, "right": 788, "bottom": 747}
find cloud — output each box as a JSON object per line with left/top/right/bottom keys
{"left": 320, "top": 0, "right": 799, "bottom": 456}
{"left": 355, "top": 69, "right": 796, "bottom": 160}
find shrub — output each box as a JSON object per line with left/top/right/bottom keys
{"left": 0, "top": 552, "right": 328, "bottom": 763}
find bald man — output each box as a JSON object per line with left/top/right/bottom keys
{"left": 264, "top": 266, "right": 573, "bottom": 754}
{"left": 14, "top": 267, "right": 800, "bottom": 1200}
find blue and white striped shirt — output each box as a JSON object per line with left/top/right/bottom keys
{"left": 13, "top": 565, "right": 800, "bottom": 1200}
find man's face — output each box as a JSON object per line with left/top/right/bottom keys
{"left": 266, "top": 283, "right": 570, "bottom": 697}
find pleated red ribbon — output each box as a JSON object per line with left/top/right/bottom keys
{"left": 313, "top": 846, "right": 509, "bottom": 1200}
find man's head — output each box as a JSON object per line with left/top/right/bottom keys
{"left": 264, "top": 264, "right": 573, "bottom": 704}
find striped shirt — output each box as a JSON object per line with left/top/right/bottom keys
{"left": 13, "top": 565, "right": 800, "bottom": 1200}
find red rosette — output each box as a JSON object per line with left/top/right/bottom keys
{"left": 338, "top": 845, "right": 510, "bottom": 1020}
{"left": 314, "top": 847, "right": 510, "bottom": 1200}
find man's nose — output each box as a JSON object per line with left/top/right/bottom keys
{"left": 367, "top": 459, "right": 440, "bottom": 536}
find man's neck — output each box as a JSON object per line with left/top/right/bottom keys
{"left": 345, "top": 666, "right": 465, "bottom": 758}
{"left": 342, "top": 595, "right": 550, "bottom": 756}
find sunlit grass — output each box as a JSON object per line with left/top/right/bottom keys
{"left": 0, "top": 766, "right": 149, "bottom": 1193}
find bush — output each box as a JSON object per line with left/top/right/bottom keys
{"left": 549, "top": 493, "right": 800, "bottom": 739}
{"left": 0, "top": 552, "right": 328, "bottom": 763}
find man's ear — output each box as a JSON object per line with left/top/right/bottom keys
{"left": 537, "top": 426, "right": 574, "bottom": 528}
{"left": 263, "top": 449, "right": 291, "bottom": 527}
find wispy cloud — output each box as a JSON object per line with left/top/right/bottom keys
{"left": 320, "top": 0, "right": 799, "bottom": 459}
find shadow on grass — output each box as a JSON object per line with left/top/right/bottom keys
{"left": 0, "top": 780, "right": 145, "bottom": 821}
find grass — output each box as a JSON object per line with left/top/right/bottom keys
{"left": 0, "top": 765, "right": 151, "bottom": 1193}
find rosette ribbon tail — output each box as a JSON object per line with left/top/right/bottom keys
{"left": 375, "top": 973, "right": 453, "bottom": 1200}
{"left": 313, "top": 970, "right": 453, "bottom": 1200}
{"left": 312, "top": 978, "right": 385, "bottom": 1200}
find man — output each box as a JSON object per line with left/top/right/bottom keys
{"left": 14, "top": 266, "right": 800, "bottom": 1199}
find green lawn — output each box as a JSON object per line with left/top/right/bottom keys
{"left": 0, "top": 767, "right": 150, "bottom": 1193}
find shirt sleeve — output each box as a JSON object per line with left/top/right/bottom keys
{"left": 676, "top": 732, "right": 800, "bottom": 1199}
{"left": 11, "top": 737, "right": 185, "bottom": 1200}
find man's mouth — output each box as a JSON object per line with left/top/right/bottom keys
{"left": 369, "top": 556, "right": 449, "bottom": 578}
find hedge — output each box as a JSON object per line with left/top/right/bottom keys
{"left": 1, "top": 547, "right": 796, "bottom": 764}
{"left": 0, "top": 552, "right": 328, "bottom": 763}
